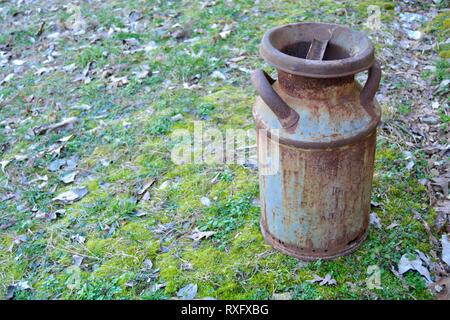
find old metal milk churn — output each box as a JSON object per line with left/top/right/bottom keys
{"left": 252, "top": 23, "right": 381, "bottom": 260}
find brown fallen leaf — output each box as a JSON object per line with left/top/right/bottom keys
{"left": 141, "top": 191, "right": 150, "bottom": 201}
{"left": 434, "top": 276, "right": 450, "bottom": 300}
{"left": 110, "top": 76, "right": 129, "bottom": 87}
{"left": 173, "top": 22, "right": 193, "bottom": 40}
{"left": 52, "top": 187, "right": 88, "bottom": 204}
{"left": 0, "top": 219, "right": 16, "bottom": 230}
{"left": 228, "top": 55, "right": 246, "bottom": 63}
{"left": 7, "top": 234, "right": 27, "bottom": 252}
{"left": 134, "top": 69, "right": 152, "bottom": 79}
{"left": 307, "top": 273, "right": 337, "bottom": 286}
{"left": 398, "top": 253, "right": 433, "bottom": 284}
{"left": 1, "top": 73, "right": 13, "bottom": 85}
{"left": 177, "top": 283, "right": 197, "bottom": 299}
{"left": 219, "top": 24, "right": 233, "bottom": 39}
{"left": 188, "top": 229, "right": 215, "bottom": 242}
{"left": 431, "top": 171, "right": 450, "bottom": 197}
{"left": 72, "top": 255, "right": 84, "bottom": 266}
{"left": 0, "top": 193, "right": 15, "bottom": 203}
{"left": 137, "top": 178, "right": 156, "bottom": 195}
{"left": 442, "top": 234, "right": 450, "bottom": 267}
{"left": 272, "top": 292, "right": 293, "bottom": 300}
{"left": 434, "top": 199, "right": 450, "bottom": 230}
{"left": 60, "top": 171, "right": 78, "bottom": 184}
{"left": 33, "top": 117, "right": 78, "bottom": 135}
{"left": 144, "top": 259, "right": 153, "bottom": 270}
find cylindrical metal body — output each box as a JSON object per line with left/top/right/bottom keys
{"left": 252, "top": 23, "right": 382, "bottom": 260}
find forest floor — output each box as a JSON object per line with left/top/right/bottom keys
{"left": 0, "top": 0, "right": 449, "bottom": 300}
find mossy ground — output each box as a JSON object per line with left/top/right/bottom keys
{"left": 0, "top": 0, "right": 446, "bottom": 300}
{"left": 425, "top": 10, "right": 450, "bottom": 59}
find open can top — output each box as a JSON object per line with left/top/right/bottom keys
{"left": 260, "top": 22, "right": 375, "bottom": 78}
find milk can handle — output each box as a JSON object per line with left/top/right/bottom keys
{"left": 360, "top": 61, "right": 381, "bottom": 120}
{"left": 251, "top": 70, "right": 299, "bottom": 130}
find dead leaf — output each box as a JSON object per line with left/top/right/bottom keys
{"left": 149, "top": 282, "right": 167, "bottom": 293}
{"left": 129, "top": 10, "right": 144, "bottom": 22}
{"left": 34, "top": 117, "right": 78, "bottom": 135}
{"left": 0, "top": 160, "right": 11, "bottom": 172}
{"left": 308, "top": 273, "right": 337, "bottom": 286}
{"left": 431, "top": 172, "right": 450, "bottom": 197}
{"left": 7, "top": 281, "right": 32, "bottom": 299}
{"left": 71, "top": 103, "right": 91, "bottom": 111}
{"left": 63, "top": 63, "right": 77, "bottom": 73}
{"left": 35, "top": 66, "right": 55, "bottom": 76}
{"left": 7, "top": 234, "right": 27, "bottom": 252}
{"left": 0, "top": 193, "right": 15, "bottom": 203}
{"left": 435, "top": 200, "right": 450, "bottom": 230}
{"left": 189, "top": 229, "right": 215, "bottom": 242}
{"left": 110, "top": 76, "right": 129, "bottom": 87}
{"left": 442, "top": 234, "right": 450, "bottom": 267}
{"left": 180, "top": 262, "right": 193, "bottom": 271}
{"left": 33, "top": 208, "right": 64, "bottom": 221}
{"left": 29, "top": 174, "right": 48, "bottom": 185}
{"left": 72, "top": 255, "right": 83, "bottom": 266}
{"left": 14, "top": 154, "right": 28, "bottom": 161}
{"left": 137, "top": 178, "right": 156, "bottom": 195}
{"left": 173, "top": 22, "right": 193, "bottom": 40}
{"left": 60, "top": 171, "right": 78, "bottom": 184}
{"left": 58, "top": 135, "right": 73, "bottom": 143}
{"left": 47, "top": 144, "right": 63, "bottom": 157}
{"left": 387, "top": 222, "right": 400, "bottom": 229}
{"left": 219, "top": 30, "right": 231, "bottom": 39}
{"left": 158, "top": 180, "right": 171, "bottom": 190}
{"left": 52, "top": 187, "right": 88, "bottom": 204}
{"left": 210, "top": 70, "right": 226, "bottom": 80}
{"left": 130, "top": 210, "right": 145, "bottom": 217}
{"left": 369, "top": 212, "right": 382, "bottom": 229}
{"left": 228, "top": 55, "right": 246, "bottom": 63}
{"left": 141, "top": 191, "right": 150, "bottom": 202}
{"left": 272, "top": 292, "right": 293, "bottom": 300}
{"left": 171, "top": 114, "right": 184, "bottom": 122}
{"left": 0, "top": 219, "right": 16, "bottom": 230}
{"left": 415, "top": 249, "right": 431, "bottom": 266}
{"left": 100, "top": 158, "right": 111, "bottom": 167}
{"left": 1, "top": 73, "right": 14, "bottom": 85}
{"left": 52, "top": 209, "right": 65, "bottom": 220}
{"left": 6, "top": 285, "right": 15, "bottom": 300}
{"left": 219, "top": 24, "right": 233, "bottom": 39}
{"left": 134, "top": 69, "right": 152, "bottom": 79}
{"left": 48, "top": 159, "right": 66, "bottom": 172}
{"left": 66, "top": 156, "right": 79, "bottom": 170}
{"left": 33, "top": 210, "right": 49, "bottom": 219}
{"left": 144, "top": 259, "right": 153, "bottom": 270}
{"left": 177, "top": 283, "right": 197, "bottom": 300}
{"left": 12, "top": 59, "right": 25, "bottom": 66}
{"left": 398, "top": 253, "right": 433, "bottom": 284}
{"left": 200, "top": 196, "right": 211, "bottom": 207}
{"left": 435, "top": 276, "right": 450, "bottom": 300}
{"left": 71, "top": 234, "right": 86, "bottom": 244}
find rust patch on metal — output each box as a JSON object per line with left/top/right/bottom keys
{"left": 259, "top": 132, "right": 376, "bottom": 259}
{"left": 252, "top": 22, "right": 381, "bottom": 261}
{"left": 277, "top": 71, "right": 354, "bottom": 100}
{"left": 260, "top": 216, "right": 368, "bottom": 261}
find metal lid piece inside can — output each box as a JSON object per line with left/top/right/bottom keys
{"left": 260, "top": 22, "right": 375, "bottom": 78}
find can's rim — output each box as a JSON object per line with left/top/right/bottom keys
{"left": 260, "top": 22, "right": 375, "bottom": 78}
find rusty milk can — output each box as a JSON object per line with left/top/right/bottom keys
{"left": 252, "top": 22, "right": 381, "bottom": 260}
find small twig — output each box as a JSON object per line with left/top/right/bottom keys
{"left": 413, "top": 209, "right": 439, "bottom": 247}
